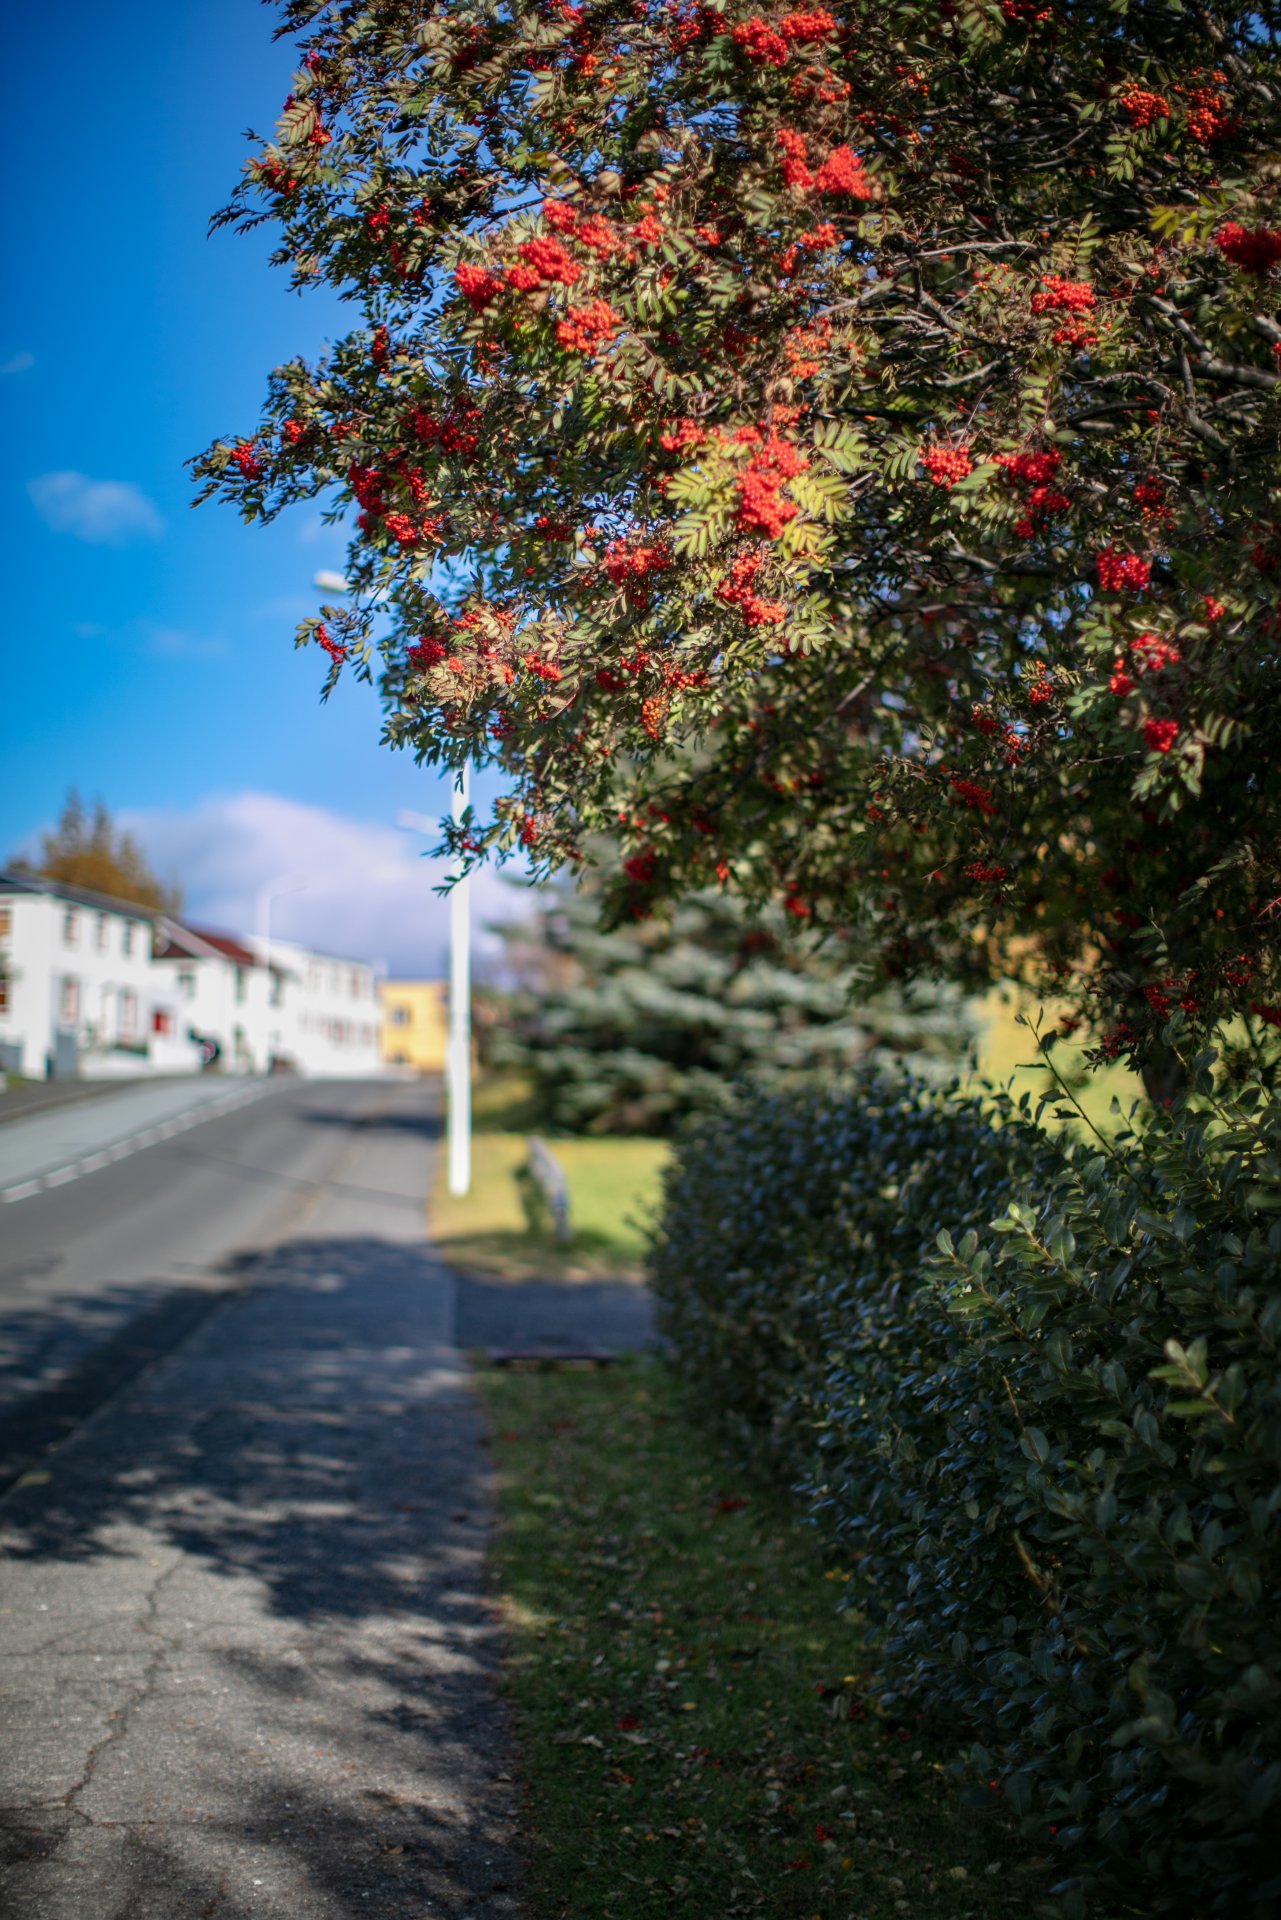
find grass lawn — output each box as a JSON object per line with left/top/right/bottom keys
{"left": 972, "top": 983, "right": 1144, "bottom": 1136}
{"left": 479, "top": 1358, "right": 1046, "bottom": 1920}
{"left": 431, "top": 1126, "right": 668, "bottom": 1282}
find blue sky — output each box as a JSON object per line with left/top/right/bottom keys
{"left": 0, "top": 0, "right": 509, "bottom": 969}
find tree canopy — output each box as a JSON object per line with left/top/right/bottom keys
{"left": 197, "top": 0, "right": 1281, "bottom": 1069}
{"left": 23, "top": 791, "right": 182, "bottom": 914}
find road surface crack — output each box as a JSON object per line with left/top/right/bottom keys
{"left": 59, "top": 1555, "right": 183, "bottom": 1822}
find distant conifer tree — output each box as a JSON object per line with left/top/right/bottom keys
{"left": 487, "top": 880, "right": 977, "bottom": 1135}
{"left": 25, "top": 791, "right": 182, "bottom": 914}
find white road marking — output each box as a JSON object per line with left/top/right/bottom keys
{"left": 0, "top": 1084, "right": 274, "bottom": 1204}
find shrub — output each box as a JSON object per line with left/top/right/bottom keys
{"left": 649, "top": 1076, "right": 1048, "bottom": 1466}
{"left": 649, "top": 1063, "right": 1281, "bottom": 1915}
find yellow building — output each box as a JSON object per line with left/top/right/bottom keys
{"left": 380, "top": 979, "right": 449, "bottom": 1072}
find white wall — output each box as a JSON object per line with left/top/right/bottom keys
{"left": 0, "top": 889, "right": 197, "bottom": 1080}
{"left": 255, "top": 938, "right": 384, "bottom": 1078}
{"left": 0, "top": 894, "right": 56, "bottom": 1078}
{"left": 156, "top": 950, "right": 276, "bottom": 1075}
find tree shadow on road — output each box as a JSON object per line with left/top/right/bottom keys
{"left": 0, "top": 1232, "right": 521, "bottom": 1918}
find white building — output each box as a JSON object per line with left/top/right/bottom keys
{"left": 0, "top": 871, "right": 195, "bottom": 1080}
{"left": 0, "top": 868, "right": 386, "bottom": 1083}
{"left": 251, "top": 936, "right": 383, "bottom": 1078}
{"left": 152, "top": 922, "right": 284, "bottom": 1076}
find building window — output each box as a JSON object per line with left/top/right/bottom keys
{"left": 0, "top": 905, "right": 12, "bottom": 941}
{"left": 178, "top": 971, "right": 196, "bottom": 1000}
{"left": 122, "top": 921, "right": 136, "bottom": 956}
{"left": 119, "top": 989, "right": 138, "bottom": 1040}
{"left": 61, "top": 976, "right": 80, "bottom": 1023}
{"left": 391, "top": 1005, "right": 411, "bottom": 1027}
{"left": 235, "top": 967, "right": 247, "bottom": 1004}
{"left": 0, "top": 976, "right": 8, "bottom": 1015}
{"left": 63, "top": 908, "right": 79, "bottom": 946}
{"left": 152, "top": 1009, "right": 173, "bottom": 1036}
{"left": 96, "top": 914, "right": 109, "bottom": 952}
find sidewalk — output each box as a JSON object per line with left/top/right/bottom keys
{"left": 0, "top": 1076, "right": 272, "bottom": 1202}
{"left": 0, "top": 1089, "right": 519, "bottom": 1919}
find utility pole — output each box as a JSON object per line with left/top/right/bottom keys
{"left": 397, "top": 788, "right": 472, "bottom": 1197}
{"left": 448, "top": 766, "right": 472, "bottom": 1197}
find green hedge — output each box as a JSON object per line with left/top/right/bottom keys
{"left": 647, "top": 1063, "right": 1281, "bottom": 1917}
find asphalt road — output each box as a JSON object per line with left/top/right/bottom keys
{"left": 0, "top": 1080, "right": 386, "bottom": 1488}
{"left": 0, "top": 1077, "right": 519, "bottom": 1919}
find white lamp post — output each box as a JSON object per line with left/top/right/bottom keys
{"left": 398, "top": 785, "right": 472, "bottom": 1198}
{"left": 316, "top": 568, "right": 472, "bottom": 1182}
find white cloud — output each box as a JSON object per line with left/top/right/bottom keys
{"left": 144, "top": 623, "right": 228, "bottom": 661}
{"left": 251, "top": 592, "right": 315, "bottom": 625}
{"left": 1, "top": 351, "right": 34, "bottom": 375}
{"left": 124, "top": 791, "right": 538, "bottom": 979}
{"left": 27, "top": 471, "right": 165, "bottom": 546}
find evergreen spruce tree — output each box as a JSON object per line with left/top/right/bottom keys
{"left": 489, "top": 882, "right": 977, "bottom": 1135}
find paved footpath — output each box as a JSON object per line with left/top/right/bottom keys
{"left": 0, "top": 1084, "right": 519, "bottom": 1920}
{"left": 0, "top": 1076, "right": 272, "bottom": 1203}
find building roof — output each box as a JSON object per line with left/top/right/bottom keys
{"left": 153, "top": 922, "right": 232, "bottom": 965}
{"left": 180, "top": 925, "right": 264, "bottom": 970}
{"left": 0, "top": 865, "right": 162, "bottom": 920}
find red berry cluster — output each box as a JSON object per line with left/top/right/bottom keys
{"left": 406, "top": 404, "right": 481, "bottom": 459}
{"left": 920, "top": 444, "right": 974, "bottom": 489}
{"left": 1185, "top": 83, "right": 1236, "bottom": 143}
{"left": 1118, "top": 84, "right": 1170, "bottom": 128}
{"left": 732, "top": 9, "right": 834, "bottom": 63}
{"left": 541, "top": 198, "right": 580, "bottom": 233}
{"left": 231, "top": 440, "right": 263, "bottom": 481}
{"left": 1143, "top": 717, "right": 1180, "bottom": 753}
{"left": 455, "top": 263, "right": 504, "bottom": 311}
{"left": 815, "top": 145, "right": 873, "bottom": 197}
{"left": 715, "top": 550, "right": 787, "bottom": 626}
{"left": 659, "top": 419, "right": 709, "bottom": 454}
{"left": 255, "top": 157, "right": 298, "bottom": 197}
{"left": 523, "top": 652, "right": 563, "bottom": 682}
{"left": 1031, "top": 275, "right": 1097, "bottom": 313}
{"left": 1214, "top": 223, "right": 1281, "bottom": 276}
{"left": 555, "top": 299, "right": 621, "bottom": 353}
{"left": 1096, "top": 548, "right": 1152, "bottom": 594}
{"left": 314, "top": 623, "right": 348, "bottom": 663}
{"left": 996, "top": 447, "right": 1069, "bottom": 535}
{"left": 1132, "top": 632, "right": 1182, "bottom": 673}
{"left": 950, "top": 774, "right": 997, "bottom": 815}
{"left": 407, "top": 634, "right": 449, "bottom": 671}
{"left": 510, "top": 235, "right": 582, "bottom": 289}
{"left": 735, "top": 434, "right": 809, "bottom": 536}
{"left": 776, "top": 127, "right": 814, "bottom": 190}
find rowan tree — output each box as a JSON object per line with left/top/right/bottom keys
{"left": 195, "top": 0, "right": 1281, "bottom": 1069}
